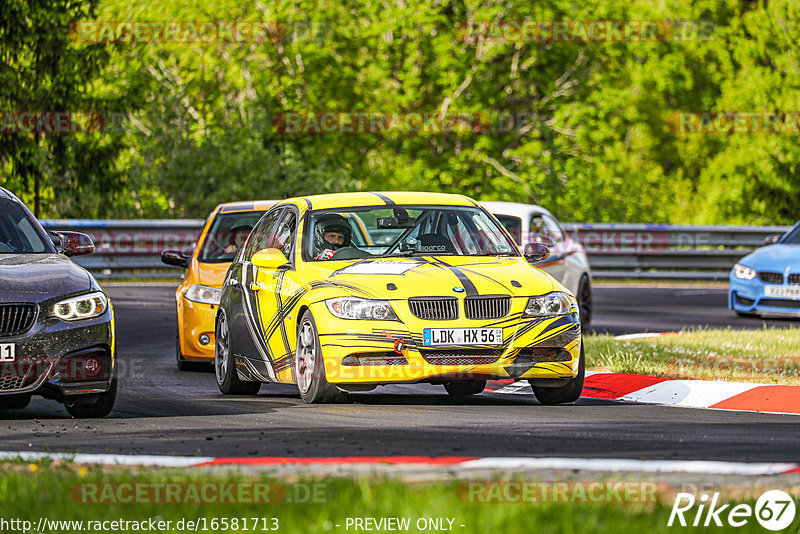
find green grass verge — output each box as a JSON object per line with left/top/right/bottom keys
{"left": 0, "top": 462, "right": 790, "bottom": 533}
{"left": 585, "top": 327, "right": 800, "bottom": 384}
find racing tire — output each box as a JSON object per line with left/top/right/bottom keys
{"left": 443, "top": 380, "right": 486, "bottom": 396}
{"left": 215, "top": 312, "right": 260, "bottom": 396}
{"left": 531, "top": 342, "right": 585, "bottom": 405}
{"left": 176, "top": 327, "right": 191, "bottom": 371}
{"left": 0, "top": 394, "right": 31, "bottom": 410}
{"left": 577, "top": 275, "right": 592, "bottom": 331}
{"left": 65, "top": 373, "right": 117, "bottom": 418}
{"left": 296, "top": 311, "right": 347, "bottom": 404}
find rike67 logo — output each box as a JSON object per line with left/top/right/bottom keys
{"left": 668, "top": 490, "right": 796, "bottom": 530}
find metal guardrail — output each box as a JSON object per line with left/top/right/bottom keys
{"left": 562, "top": 223, "right": 793, "bottom": 280}
{"left": 40, "top": 220, "right": 793, "bottom": 281}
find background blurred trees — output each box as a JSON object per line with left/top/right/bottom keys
{"left": 1, "top": 0, "right": 798, "bottom": 224}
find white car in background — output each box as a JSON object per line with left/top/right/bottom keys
{"left": 482, "top": 201, "right": 593, "bottom": 328}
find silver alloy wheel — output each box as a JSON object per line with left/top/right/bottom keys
{"left": 215, "top": 313, "right": 229, "bottom": 386}
{"left": 296, "top": 321, "right": 316, "bottom": 394}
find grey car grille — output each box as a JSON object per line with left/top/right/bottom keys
{"left": 464, "top": 296, "right": 511, "bottom": 320}
{"left": 758, "top": 272, "right": 783, "bottom": 284}
{"left": 408, "top": 298, "right": 459, "bottom": 321}
{"left": 0, "top": 304, "right": 37, "bottom": 337}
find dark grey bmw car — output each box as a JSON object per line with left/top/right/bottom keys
{"left": 0, "top": 187, "right": 116, "bottom": 417}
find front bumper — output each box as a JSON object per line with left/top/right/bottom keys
{"left": 311, "top": 301, "right": 582, "bottom": 385}
{"left": 729, "top": 274, "right": 800, "bottom": 316}
{"left": 0, "top": 306, "right": 114, "bottom": 398}
{"left": 178, "top": 296, "right": 217, "bottom": 361}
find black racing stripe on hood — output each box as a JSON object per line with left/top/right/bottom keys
{"left": 455, "top": 266, "right": 513, "bottom": 293}
{"left": 430, "top": 258, "right": 478, "bottom": 296}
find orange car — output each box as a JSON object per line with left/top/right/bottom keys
{"left": 162, "top": 201, "right": 276, "bottom": 369}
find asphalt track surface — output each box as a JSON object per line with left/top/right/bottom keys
{"left": 2, "top": 285, "right": 799, "bottom": 461}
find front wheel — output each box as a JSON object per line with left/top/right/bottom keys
{"left": 531, "top": 343, "right": 585, "bottom": 405}
{"left": 65, "top": 374, "right": 117, "bottom": 418}
{"left": 0, "top": 394, "right": 31, "bottom": 410}
{"left": 215, "top": 312, "right": 260, "bottom": 395}
{"left": 295, "top": 311, "right": 346, "bottom": 404}
{"left": 577, "top": 275, "right": 592, "bottom": 330}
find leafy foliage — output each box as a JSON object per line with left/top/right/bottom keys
{"left": 0, "top": 0, "right": 797, "bottom": 223}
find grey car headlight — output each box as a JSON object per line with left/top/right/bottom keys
{"left": 733, "top": 264, "right": 757, "bottom": 280}
{"left": 184, "top": 284, "right": 222, "bottom": 305}
{"left": 524, "top": 292, "right": 574, "bottom": 317}
{"left": 326, "top": 297, "right": 398, "bottom": 321}
{"left": 53, "top": 291, "right": 108, "bottom": 321}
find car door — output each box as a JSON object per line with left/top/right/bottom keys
{"left": 250, "top": 209, "right": 301, "bottom": 384}
{"left": 227, "top": 208, "right": 285, "bottom": 382}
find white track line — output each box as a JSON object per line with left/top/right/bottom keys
{"left": 0, "top": 451, "right": 213, "bottom": 467}
{"left": 460, "top": 457, "right": 799, "bottom": 476}
{"left": 0, "top": 451, "right": 797, "bottom": 475}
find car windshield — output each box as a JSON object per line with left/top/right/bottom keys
{"left": 782, "top": 226, "right": 800, "bottom": 245}
{"left": 0, "top": 199, "right": 51, "bottom": 254}
{"left": 305, "top": 205, "right": 518, "bottom": 261}
{"left": 198, "top": 211, "right": 267, "bottom": 262}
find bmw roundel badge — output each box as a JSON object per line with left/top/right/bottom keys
{"left": 453, "top": 287, "right": 465, "bottom": 293}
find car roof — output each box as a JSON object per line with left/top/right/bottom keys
{"left": 216, "top": 200, "right": 278, "bottom": 214}
{"left": 480, "top": 201, "right": 553, "bottom": 218}
{"left": 283, "top": 191, "right": 477, "bottom": 211}
{"left": 0, "top": 187, "right": 15, "bottom": 201}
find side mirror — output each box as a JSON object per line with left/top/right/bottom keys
{"left": 50, "top": 231, "right": 95, "bottom": 257}
{"left": 161, "top": 250, "right": 190, "bottom": 268}
{"left": 252, "top": 248, "right": 290, "bottom": 270}
{"left": 524, "top": 242, "right": 550, "bottom": 262}
{"left": 764, "top": 235, "right": 782, "bottom": 245}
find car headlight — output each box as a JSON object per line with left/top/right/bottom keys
{"left": 733, "top": 264, "right": 757, "bottom": 280}
{"left": 184, "top": 284, "right": 222, "bottom": 305}
{"left": 524, "top": 292, "right": 574, "bottom": 317}
{"left": 53, "top": 291, "right": 108, "bottom": 321}
{"left": 326, "top": 297, "right": 399, "bottom": 321}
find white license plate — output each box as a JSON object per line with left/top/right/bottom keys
{"left": 423, "top": 328, "right": 503, "bottom": 346}
{"left": 0, "top": 344, "right": 15, "bottom": 362}
{"left": 764, "top": 285, "right": 800, "bottom": 299}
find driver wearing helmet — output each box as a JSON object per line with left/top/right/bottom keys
{"left": 223, "top": 222, "right": 254, "bottom": 255}
{"left": 314, "top": 214, "right": 352, "bottom": 260}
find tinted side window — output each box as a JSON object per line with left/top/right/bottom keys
{"left": 0, "top": 199, "right": 50, "bottom": 254}
{"left": 530, "top": 213, "right": 564, "bottom": 243}
{"left": 244, "top": 209, "right": 284, "bottom": 261}
{"left": 494, "top": 215, "right": 522, "bottom": 245}
{"left": 275, "top": 212, "right": 297, "bottom": 260}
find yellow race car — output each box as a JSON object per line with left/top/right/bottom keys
{"left": 162, "top": 201, "right": 277, "bottom": 369}
{"left": 215, "top": 192, "right": 584, "bottom": 404}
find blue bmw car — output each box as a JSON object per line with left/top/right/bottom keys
{"left": 729, "top": 221, "right": 800, "bottom": 317}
